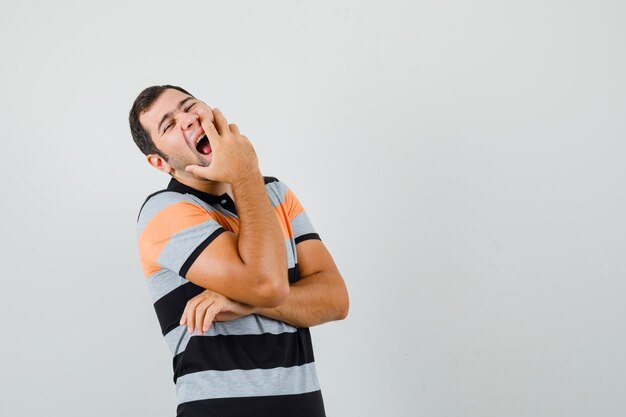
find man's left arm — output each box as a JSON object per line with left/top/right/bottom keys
{"left": 180, "top": 181, "right": 348, "bottom": 333}
{"left": 255, "top": 238, "right": 349, "bottom": 328}
{"left": 179, "top": 238, "right": 348, "bottom": 333}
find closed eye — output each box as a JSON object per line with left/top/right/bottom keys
{"left": 162, "top": 102, "right": 197, "bottom": 133}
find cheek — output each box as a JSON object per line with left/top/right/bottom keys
{"left": 160, "top": 133, "right": 186, "bottom": 154}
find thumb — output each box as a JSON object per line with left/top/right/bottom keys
{"left": 185, "top": 164, "right": 212, "bottom": 178}
{"left": 184, "top": 164, "right": 199, "bottom": 175}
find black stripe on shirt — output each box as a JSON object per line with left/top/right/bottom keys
{"left": 288, "top": 264, "right": 299, "bottom": 284}
{"left": 179, "top": 228, "right": 227, "bottom": 277}
{"left": 295, "top": 233, "right": 321, "bottom": 244}
{"left": 176, "top": 389, "right": 326, "bottom": 417}
{"left": 154, "top": 281, "right": 206, "bottom": 335}
{"left": 173, "top": 328, "right": 315, "bottom": 380}
{"left": 155, "top": 264, "right": 299, "bottom": 336}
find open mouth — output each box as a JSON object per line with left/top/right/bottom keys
{"left": 195, "top": 135, "right": 212, "bottom": 155}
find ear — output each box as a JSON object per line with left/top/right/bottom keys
{"left": 146, "top": 154, "right": 173, "bottom": 174}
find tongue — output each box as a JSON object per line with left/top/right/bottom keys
{"left": 199, "top": 141, "right": 212, "bottom": 155}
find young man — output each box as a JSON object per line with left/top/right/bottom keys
{"left": 129, "top": 85, "right": 349, "bottom": 416}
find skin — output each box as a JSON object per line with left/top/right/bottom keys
{"left": 140, "top": 89, "right": 233, "bottom": 195}
{"left": 139, "top": 88, "right": 349, "bottom": 334}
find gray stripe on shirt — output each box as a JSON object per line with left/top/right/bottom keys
{"left": 265, "top": 180, "right": 288, "bottom": 207}
{"left": 164, "top": 315, "right": 298, "bottom": 356}
{"left": 176, "top": 362, "right": 320, "bottom": 403}
{"left": 146, "top": 269, "right": 188, "bottom": 303}
{"left": 291, "top": 210, "right": 317, "bottom": 239}
{"left": 158, "top": 219, "right": 224, "bottom": 273}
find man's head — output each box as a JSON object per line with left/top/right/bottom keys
{"left": 129, "top": 85, "right": 214, "bottom": 179}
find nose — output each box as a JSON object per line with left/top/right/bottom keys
{"left": 178, "top": 111, "right": 198, "bottom": 131}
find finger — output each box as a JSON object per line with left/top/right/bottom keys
{"left": 195, "top": 101, "right": 213, "bottom": 119}
{"left": 229, "top": 123, "right": 240, "bottom": 136}
{"left": 212, "top": 108, "right": 229, "bottom": 137}
{"left": 202, "top": 304, "right": 222, "bottom": 333}
{"left": 195, "top": 299, "right": 214, "bottom": 335}
{"left": 196, "top": 107, "right": 221, "bottom": 145}
{"left": 185, "top": 297, "right": 205, "bottom": 334}
{"left": 180, "top": 294, "right": 201, "bottom": 326}
{"left": 185, "top": 164, "right": 218, "bottom": 182}
{"left": 185, "top": 164, "right": 211, "bottom": 177}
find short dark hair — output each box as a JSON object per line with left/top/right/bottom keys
{"left": 128, "top": 84, "right": 194, "bottom": 158}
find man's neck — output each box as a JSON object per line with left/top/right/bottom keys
{"left": 172, "top": 174, "right": 234, "bottom": 199}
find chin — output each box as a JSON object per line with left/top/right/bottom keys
{"left": 197, "top": 153, "right": 212, "bottom": 167}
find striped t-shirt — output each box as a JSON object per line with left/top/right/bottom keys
{"left": 136, "top": 176, "right": 326, "bottom": 417}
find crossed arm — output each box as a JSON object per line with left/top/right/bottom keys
{"left": 140, "top": 107, "right": 347, "bottom": 331}
{"left": 180, "top": 238, "right": 349, "bottom": 334}
{"left": 256, "top": 238, "right": 349, "bottom": 327}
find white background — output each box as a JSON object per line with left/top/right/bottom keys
{"left": 1, "top": 1, "right": 625, "bottom": 416}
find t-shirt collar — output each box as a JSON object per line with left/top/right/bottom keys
{"left": 167, "top": 177, "right": 228, "bottom": 204}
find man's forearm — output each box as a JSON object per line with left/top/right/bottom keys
{"left": 233, "top": 172, "right": 288, "bottom": 291}
{"left": 255, "top": 271, "right": 349, "bottom": 328}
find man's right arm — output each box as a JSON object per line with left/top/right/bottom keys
{"left": 183, "top": 108, "right": 289, "bottom": 308}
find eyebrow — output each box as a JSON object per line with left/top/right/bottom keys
{"left": 157, "top": 96, "right": 195, "bottom": 135}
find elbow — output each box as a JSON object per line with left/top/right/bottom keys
{"left": 336, "top": 286, "right": 349, "bottom": 320}
{"left": 255, "top": 274, "right": 290, "bottom": 308}
{"left": 336, "top": 296, "right": 349, "bottom": 320}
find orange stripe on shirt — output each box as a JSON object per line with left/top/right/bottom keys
{"left": 210, "top": 210, "right": 241, "bottom": 234}
{"left": 138, "top": 201, "right": 217, "bottom": 277}
{"left": 211, "top": 198, "right": 295, "bottom": 239}
{"left": 284, "top": 188, "right": 304, "bottom": 221}
{"left": 213, "top": 196, "right": 295, "bottom": 240}
{"left": 215, "top": 203, "right": 293, "bottom": 239}
{"left": 274, "top": 201, "right": 293, "bottom": 239}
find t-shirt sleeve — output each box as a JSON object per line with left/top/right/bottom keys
{"left": 136, "top": 193, "right": 226, "bottom": 278}
{"left": 279, "top": 180, "right": 322, "bottom": 244}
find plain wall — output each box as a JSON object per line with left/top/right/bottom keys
{"left": 1, "top": 0, "right": 625, "bottom": 416}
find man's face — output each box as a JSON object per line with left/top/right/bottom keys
{"left": 139, "top": 88, "right": 214, "bottom": 177}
